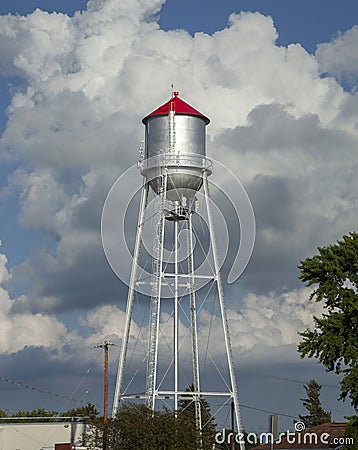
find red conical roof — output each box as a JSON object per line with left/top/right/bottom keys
{"left": 142, "top": 91, "right": 210, "bottom": 125}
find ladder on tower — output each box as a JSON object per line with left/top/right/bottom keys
{"left": 146, "top": 171, "right": 167, "bottom": 410}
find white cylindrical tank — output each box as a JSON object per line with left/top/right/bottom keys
{"left": 141, "top": 92, "right": 211, "bottom": 202}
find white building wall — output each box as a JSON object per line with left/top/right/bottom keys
{"left": 0, "top": 421, "right": 87, "bottom": 450}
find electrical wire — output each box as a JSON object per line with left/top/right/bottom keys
{"left": 0, "top": 376, "right": 86, "bottom": 404}
{"left": 0, "top": 347, "right": 104, "bottom": 412}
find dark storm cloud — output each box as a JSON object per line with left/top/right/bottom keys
{"left": 11, "top": 236, "right": 126, "bottom": 313}
{"left": 212, "top": 103, "right": 357, "bottom": 293}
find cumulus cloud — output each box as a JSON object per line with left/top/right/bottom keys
{"left": 230, "top": 287, "right": 323, "bottom": 351}
{"left": 316, "top": 26, "right": 358, "bottom": 90}
{"left": 197, "top": 287, "right": 323, "bottom": 362}
{"left": 0, "top": 0, "right": 357, "bottom": 419}
{"left": 0, "top": 244, "right": 10, "bottom": 283}
{"left": 0, "top": 242, "right": 128, "bottom": 357}
{"left": 0, "top": 243, "right": 137, "bottom": 410}
{"left": 1, "top": 3, "right": 356, "bottom": 315}
{"left": 79, "top": 303, "right": 140, "bottom": 346}
{"left": 0, "top": 245, "right": 69, "bottom": 353}
{"left": 215, "top": 102, "right": 358, "bottom": 293}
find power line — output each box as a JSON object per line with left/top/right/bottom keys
{"left": 1, "top": 371, "right": 298, "bottom": 417}
{"left": 246, "top": 373, "right": 340, "bottom": 390}
{"left": 240, "top": 403, "right": 298, "bottom": 420}
{"left": 0, "top": 361, "right": 341, "bottom": 422}
{"left": 0, "top": 376, "right": 100, "bottom": 408}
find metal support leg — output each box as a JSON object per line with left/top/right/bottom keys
{"left": 203, "top": 173, "right": 245, "bottom": 450}
{"left": 112, "top": 181, "right": 149, "bottom": 416}
{"left": 174, "top": 219, "right": 179, "bottom": 415}
{"left": 187, "top": 213, "right": 202, "bottom": 442}
{"left": 187, "top": 213, "right": 203, "bottom": 448}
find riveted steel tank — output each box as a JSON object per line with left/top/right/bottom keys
{"left": 141, "top": 92, "right": 211, "bottom": 202}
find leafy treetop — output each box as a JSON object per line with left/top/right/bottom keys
{"left": 299, "top": 379, "right": 331, "bottom": 427}
{"left": 298, "top": 232, "right": 358, "bottom": 408}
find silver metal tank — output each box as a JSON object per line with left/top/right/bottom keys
{"left": 140, "top": 92, "right": 211, "bottom": 202}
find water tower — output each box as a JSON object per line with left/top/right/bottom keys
{"left": 112, "top": 91, "right": 244, "bottom": 447}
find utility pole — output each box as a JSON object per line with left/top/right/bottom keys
{"left": 269, "top": 414, "right": 277, "bottom": 450}
{"left": 231, "top": 400, "right": 235, "bottom": 450}
{"left": 95, "top": 341, "right": 114, "bottom": 421}
{"left": 95, "top": 340, "right": 114, "bottom": 450}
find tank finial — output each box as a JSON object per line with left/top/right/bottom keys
{"left": 171, "top": 84, "right": 179, "bottom": 98}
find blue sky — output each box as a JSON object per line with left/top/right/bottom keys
{"left": 160, "top": 0, "right": 358, "bottom": 53}
{"left": 1, "top": 0, "right": 357, "bottom": 52}
{"left": 0, "top": 0, "right": 356, "bottom": 266}
{"left": 0, "top": 0, "right": 88, "bottom": 16}
{"left": 0, "top": 0, "right": 357, "bottom": 436}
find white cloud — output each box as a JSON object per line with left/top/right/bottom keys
{"left": 316, "top": 26, "right": 358, "bottom": 88}
{"left": 86, "top": 0, "right": 165, "bottom": 22}
{"left": 197, "top": 287, "right": 322, "bottom": 362}
{"left": 79, "top": 304, "right": 140, "bottom": 346}
{"left": 0, "top": 243, "right": 133, "bottom": 360}
{"left": 230, "top": 287, "right": 323, "bottom": 349}
{"left": 0, "top": 245, "right": 69, "bottom": 353}
{"left": 0, "top": 246, "right": 10, "bottom": 284}
{"left": 0, "top": 309, "right": 68, "bottom": 354}
{"left": 0, "top": 0, "right": 357, "bottom": 379}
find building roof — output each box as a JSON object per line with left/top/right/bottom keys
{"left": 142, "top": 91, "right": 210, "bottom": 125}
{"left": 253, "top": 422, "right": 347, "bottom": 449}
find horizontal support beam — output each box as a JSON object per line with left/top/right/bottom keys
{"left": 120, "top": 391, "right": 234, "bottom": 400}
{"left": 164, "top": 273, "right": 216, "bottom": 280}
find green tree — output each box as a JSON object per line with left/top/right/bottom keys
{"left": 297, "top": 232, "right": 358, "bottom": 409}
{"left": 84, "top": 402, "right": 199, "bottom": 449}
{"left": 10, "top": 408, "right": 58, "bottom": 422}
{"left": 0, "top": 409, "right": 8, "bottom": 423}
{"left": 178, "top": 384, "right": 217, "bottom": 449}
{"left": 343, "top": 415, "right": 358, "bottom": 450}
{"left": 299, "top": 379, "right": 331, "bottom": 427}
{"left": 2, "top": 403, "right": 99, "bottom": 424}
{"left": 63, "top": 403, "right": 99, "bottom": 419}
